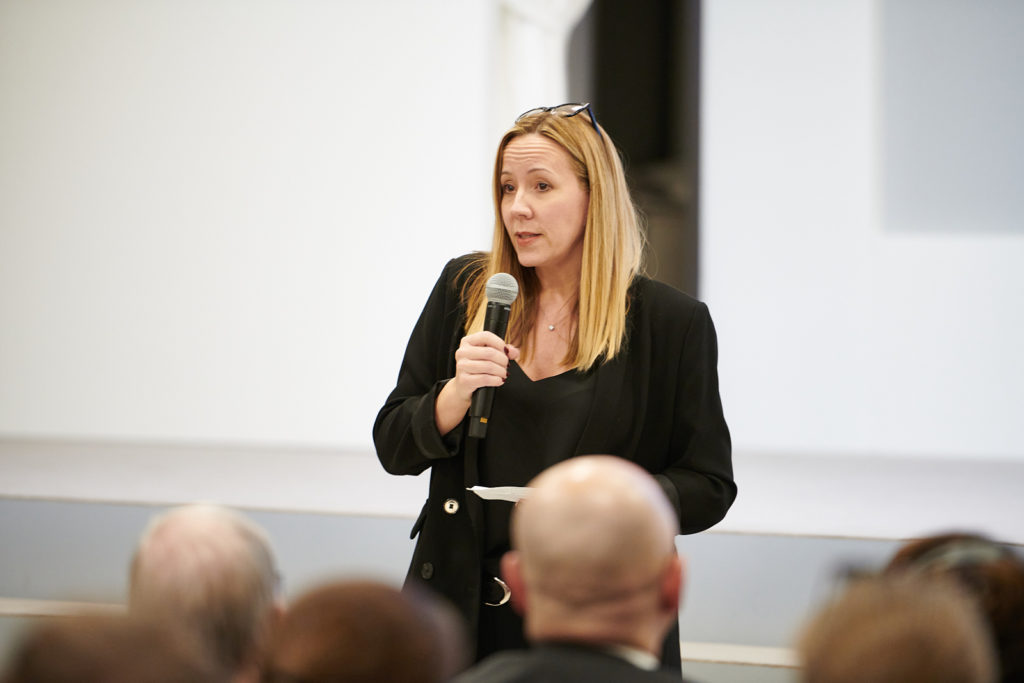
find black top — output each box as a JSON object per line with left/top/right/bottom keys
{"left": 479, "top": 362, "right": 597, "bottom": 558}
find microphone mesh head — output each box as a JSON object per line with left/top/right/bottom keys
{"left": 485, "top": 272, "right": 519, "bottom": 305}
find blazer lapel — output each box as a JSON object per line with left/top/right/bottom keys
{"left": 575, "top": 353, "right": 630, "bottom": 457}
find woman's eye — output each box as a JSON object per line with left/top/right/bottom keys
{"left": 502, "top": 183, "right": 515, "bottom": 193}
{"left": 537, "top": 182, "right": 550, "bottom": 191}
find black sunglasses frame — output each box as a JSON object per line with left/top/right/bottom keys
{"left": 516, "top": 102, "right": 602, "bottom": 140}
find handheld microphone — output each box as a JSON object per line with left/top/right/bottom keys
{"left": 468, "top": 272, "right": 519, "bottom": 439}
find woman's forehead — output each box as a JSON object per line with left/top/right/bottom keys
{"left": 501, "top": 134, "right": 573, "bottom": 174}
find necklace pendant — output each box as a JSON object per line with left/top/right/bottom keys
{"left": 548, "top": 324, "right": 555, "bottom": 331}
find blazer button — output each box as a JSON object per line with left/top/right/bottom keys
{"left": 420, "top": 562, "right": 434, "bottom": 580}
{"left": 443, "top": 498, "right": 459, "bottom": 514}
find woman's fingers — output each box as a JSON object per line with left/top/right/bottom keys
{"left": 463, "top": 330, "right": 508, "bottom": 351}
{"left": 451, "top": 333, "right": 514, "bottom": 402}
{"left": 460, "top": 370, "right": 508, "bottom": 389}
{"left": 456, "top": 333, "right": 511, "bottom": 366}
{"left": 455, "top": 345, "right": 508, "bottom": 368}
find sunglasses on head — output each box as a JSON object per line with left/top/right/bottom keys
{"left": 516, "top": 102, "right": 602, "bottom": 140}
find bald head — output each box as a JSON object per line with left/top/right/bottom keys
{"left": 130, "top": 504, "right": 279, "bottom": 675}
{"left": 514, "top": 456, "right": 678, "bottom": 595}
{"left": 503, "top": 456, "right": 683, "bottom": 653}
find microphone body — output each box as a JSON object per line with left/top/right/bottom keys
{"left": 468, "top": 273, "right": 518, "bottom": 439}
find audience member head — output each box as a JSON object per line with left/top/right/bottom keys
{"left": 129, "top": 504, "right": 281, "bottom": 681}
{"left": 502, "top": 455, "right": 683, "bottom": 656}
{"left": 1, "top": 613, "right": 225, "bottom": 683}
{"left": 262, "top": 579, "right": 468, "bottom": 683}
{"left": 797, "top": 574, "right": 997, "bottom": 683}
{"left": 884, "top": 532, "right": 1024, "bottom": 682}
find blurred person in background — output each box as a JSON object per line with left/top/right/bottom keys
{"left": 1, "top": 613, "right": 226, "bottom": 683}
{"left": 130, "top": 504, "right": 282, "bottom": 683}
{"left": 884, "top": 532, "right": 1024, "bottom": 683}
{"left": 262, "top": 579, "right": 468, "bottom": 683}
{"left": 797, "top": 573, "right": 996, "bottom": 683}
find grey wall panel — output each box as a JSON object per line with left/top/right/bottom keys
{"left": 1, "top": 498, "right": 915, "bottom": 681}
{"left": 0, "top": 499, "right": 416, "bottom": 603}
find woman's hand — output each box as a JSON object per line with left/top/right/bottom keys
{"left": 451, "top": 331, "right": 520, "bottom": 402}
{"left": 435, "top": 332, "right": 520, "bottom": 435}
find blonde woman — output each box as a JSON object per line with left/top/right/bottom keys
{"left": 374, "top": 104, "right": 735, "bottom": 673}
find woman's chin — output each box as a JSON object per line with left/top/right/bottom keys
{"left": 512, "top": 252, "right": 539, "bottom": 269}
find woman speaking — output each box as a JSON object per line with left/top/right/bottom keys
{"left": 374, "top": 103, "right": 736, "bottom": 671}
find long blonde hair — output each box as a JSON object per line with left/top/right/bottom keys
{"left": 462, "top": 108, "right": 645, "bottom": 371}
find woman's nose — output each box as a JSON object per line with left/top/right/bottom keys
{"left": 509, "top": 190, "right": 531, "bottom": 217}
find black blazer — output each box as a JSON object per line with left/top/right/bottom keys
{"left": 374, "top": 255, "right": 736, "bottom": 641}
{"left": 451, "top": 643, "right": 696, "bottom": 683}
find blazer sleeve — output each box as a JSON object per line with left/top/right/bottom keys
{"left": 653, "top": 299, "right": 737, "bottom": 534}
{"left": 373, "top": 259, "right": 467, "bottom": 476}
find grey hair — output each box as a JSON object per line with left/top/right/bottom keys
{"left": 129, "top": 504, "right": 280, "bottom": 672}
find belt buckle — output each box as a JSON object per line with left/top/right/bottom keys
{"left": 483, "top": 576, "right": 511, "bottom": 607}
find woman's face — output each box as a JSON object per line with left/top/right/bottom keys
{"left": 500, "top": 133, "right": 589, "bottom": 276}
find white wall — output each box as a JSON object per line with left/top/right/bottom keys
{"left": 5, "top": 0, "right": 1021, "bottom": 463}
{"left": 0, "top": 0, "right": 502, "bottom": 449}
{"left": 702, "top": 0, "right": 1024, "bottom": 460}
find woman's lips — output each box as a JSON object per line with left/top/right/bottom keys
{"left": 515, "top": 232, "right": 540, "bottom": 245}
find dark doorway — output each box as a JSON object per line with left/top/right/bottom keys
{"left": 569, "top": 0, "right": 701, "bottom": 296}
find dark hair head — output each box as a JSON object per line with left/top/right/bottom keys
{"left": 1, "top": 614, "right": 225, "bottom": 683}
{"left": 885, "top": 533, "right": 1024, "bottom": 683}
{"left": 263, "top": 580, "right": 468, "bottom": 683}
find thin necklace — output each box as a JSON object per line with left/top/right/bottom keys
{"left": 547, "top": 313, "right": 573, "bottom": 331}
{"left": 543, "top": 299, "right": 576, "bottom": 332}
{"left": 545, "top": 315, "right": 576, "bottom": 345}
